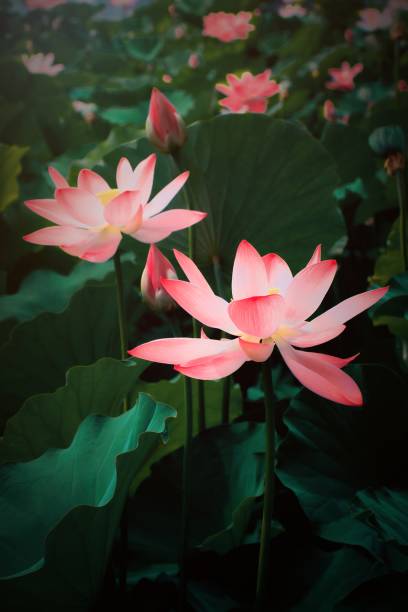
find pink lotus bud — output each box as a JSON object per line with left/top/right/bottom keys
{"left": 344, "top": 28, "right": 354, "bottom": 43}
{"left": 140, "top": 245, "right": 178, "bottom": 312}
{"left": 323, "top": 100, "right": 336, "bottom": 122}
{"left": 146, "top": 87, "right": 187, "bottom": 153}
{"left": 188, "top": 53, "right": 200, "bottom": 69}
{"left": 162, "top": 74, "right": 173, "bottom": 84}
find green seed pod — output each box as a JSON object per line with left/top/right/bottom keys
{"left": 368, "top": 125, "right": 406, "bottom": 158}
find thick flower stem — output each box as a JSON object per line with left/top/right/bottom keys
{"left": 255, "top": 359, "right": 276, "bottom": 610}
{"left": 213, "top": 254, "right": 231, "bottom": 424}
{"left": 396, "top": 168, "right": 408, "bottom": 271}
{"left": 179, "top": 375, "right": 193, "bottom": 610}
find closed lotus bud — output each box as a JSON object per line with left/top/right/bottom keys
{"left": 146, "top": 88, "right": 187, "bottom": 153}
{"left": 140, "top": 245, "right": 178, "bottom": 312}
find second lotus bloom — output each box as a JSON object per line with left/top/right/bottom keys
{"left": 130, "top": 241, "right": 388, "bottom": 406}
{"left": 23, "top": 155, "right": 206, "bottom": 262}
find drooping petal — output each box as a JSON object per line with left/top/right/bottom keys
{"left": 129, "top": 336, "right": 233, "bottom": 364}
{"left": 116, "top": 157, "right": 135, "bottom": 190}
{"left": 284, "top": 260, "right": 337, "bottom": 323}
{"left": 173, "top": 249, "right": 213, "bottom": 293}
{"left": 48, "top": 166, "right": 68, "bottom": 189}
{"left": 61, "top": 227, "right": 122, "bottom": 263}
{"left": 23, "top": 225, "right": 91, "bottom": 246}
{"left": 239, "top": 338, "right": 274, "bottom": 362}
{"left": 131, "top": 209, "right": 206, "bottom": 243}
{"left": 306, "top": 244, "right": 322, "bottom": 267}
{"left": 277, "top": 342, "right": 363, "bottom": 406}
{"left": 290, "top": 324, "right": 346, "bottom": 348}
{"left": 104, "top": 190, "right": 142, "bottom": 228}
{"left": 228, "top": 294, "right": 285, "bottom": 338}
{"left": 56, "top": 188, "right": 105, "bottom": 227}
{"left": 77, "top": 169, "right": 109, "bottom": 195}
{"left": 175, "top": 338, "right": 248, "bottom": 380}
{"left": 262, "top": 253, "right": 293, "bottom": 294}
{"left": 143, "top": 171, "right": 190, "bottom": 219}
{"left": 133, "top": 153, "right": 156, "bottom": 203}
{"left": 24, "top": 198, "right": 78, "bottom": 226}
{"left": 232, "top": 240, "right": 269, "bottom": 299}
{"left": 161, "top": 278, "right": 239, "bottom": 335}
{"left": 305, "top": 286, "right": 389, "bottom": 331}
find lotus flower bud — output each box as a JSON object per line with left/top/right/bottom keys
{"left": 146, "top": 88, "right": 187, "bottom": 153}
{"left": 369, "top": 125, "right": 406, "bottom": 176}
{"left": 140, "top": 245, "right": 178, "bottom": 312}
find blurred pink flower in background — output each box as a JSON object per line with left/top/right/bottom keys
{"left": 72, "top": 100, "right": 97, "bottom": 123}
{"left": 323, "top": 100, "right": 350, "bottom": 125}
{"left": 141, "top": 245, "right": 178, "bottom": 312}
{"left": 188, "top": 53, "right": 200, "bottom": 69}
{"left": 216, "top": 70, "right": 280, "bottom": 113}
{"left": 23, "top": 155, "right": 206, "bottom": 262}
{"left": 174, "top": 25, "right": 186, "bottom": 39}
{"left": 344, "top": 28, "right": 354, "bottom": 43}
{"left": 357, "top": 7, "right": 393, "bottom": 31}
{"left": 21, "top": 53, "right": 64, "bottom": 76}
{"left": 25, "top": 0, "right": 65, "bottom": 9}
{"left": 146, "top": 88, "right": 186, "bottom": 152}
{"left": 110, "top": 0, "right": 139, "bottom": 7}
{"left": 397, "top": 79, "right": 408, "bottom": 92}
{"left": 162, "top": 74, "right": 173, "bottom": 84}
{"left": 278, "top": 3, "right": 307, "bottom": 18}
{"left": 130, "top": 241, "right": 388, "bottom": 406}
{"left": 326, "top": 62, "right": 363, "bottom": 91}
{"left": 203, "top": 11, "right": 255, "bottom": 42}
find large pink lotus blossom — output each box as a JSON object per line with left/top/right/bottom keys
{"left": 326, "top": 62, "right": 363, "bottom": 91}
{"left": 141, "top": 245, "right": 177, "bottom": 312}
{"left": 216, "top": 70, "right": 280, "bottom": 113}
{"left": 26, "top": 0, "right": 65, "bottom": 9}
{"left": 21, "top": 53, "right": 64, "bottom": 76}
{"left": 357, "top": 7, "right": 393, "bottom": 31}
{"left": 278, "top": 4, "right": 307, "bottom": 18}
{"left": 146, "top": 88, "right": 186, "bottom": 152}
{"left": 202, "top": 11, "right": 255, "bottom": 43}
{"left": 23, "top": 156, "right": 206, "bottom": 263}
{"left": 130, "top": 241, "right": 388, "bottom": 406}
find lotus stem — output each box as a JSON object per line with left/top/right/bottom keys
{"left": 255, "top": 358, "right": 276, "bottom": 610}
{"left": 396, "top": 168, "right": 408, "bottom": 271}
{"left": 212, "top": 254, "right": 231, "bottom": 424}
{"left": 179, "top": 375, "right": 193, "bottom": 610}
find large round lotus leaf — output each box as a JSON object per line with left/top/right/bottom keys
{"left": 0, "top": 394, "right": 176, "bottom": 610}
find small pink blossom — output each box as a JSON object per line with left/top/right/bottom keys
{"left": 174, "top": 25, "right": 186, "bottom": 39}
{"left": 162, "top": 74, "right": 173, "bottom": 84}
{"left": 278, "top": 3, "right": 307, "bottom": 18}
{"left": 344, "top": 28, "right": 354, "bottom": 43}
{"left": 21, "top": 53, "right": 64, "bottom": 77}
{"left": 188, "top": 53, "right": 200, "bottom": 69}
{"left": 72, "top": 100, "right": 97, "bottom": 124}
{"left": 326, "top": 62, "right": 363, "bottom": 91}
{"left": 357, "top": 7, "right": 393, "bottom": 31}
{"left": 216, "top": 70, "right": 280, "bottom": 113}
{"left": 130, "top": 241, "right": 388, "bottom": 406}
{"left": 25, "top": 0, "right": 65, "bottom": 9}
{"left": 397, "top": 79, "right": 408, "bottom": 92}
{"left": 23, "top": 156, "right": 206, "bottom": 263}
{"left": 141, "top": 245, "right": 178, "bottom": 312}
{"left": 323, "top": 100, "right": 350, "bottom": 125}
{"left": 202, "top": 11, "right": 255, "bottom": 43}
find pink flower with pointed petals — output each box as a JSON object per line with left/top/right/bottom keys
{"left": 21, "top": 53, "right": 64, "bottom": 76}
{"left": 23, "top": 156, "right": 206, "bottom": 263}
{"left": 146, "top": 88, "right": 186, "bottom": 153}
{"left": 203, "top": 11, "right": 255, "bottom": 43}
{"left": 25, "top": 0, "right": 65, "bottom": 9}
{"left": 129, "top": 241, "right": 388, "bottom": 406}
{"left": 141, "top": 245, "right": 177, "bottom": 312}
{"left": 278, "top": 4, "right": 307, "bottom": 18}
{"left": 323, "top": 100, "right": 350, "bottom": 125}
{"left": 216, "top": 70, "right": 280, "bottom": 113}
{"left": 326, "top": 62, "right": 363, "bottom": 92}
{"left": 357, "top": 7, "right": 393, "bottom": 31}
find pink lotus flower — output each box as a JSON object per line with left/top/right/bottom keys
{"left": 26, "top": 0, "right": 65, "bottom": 9}
{"left": 278, "top": 4, "right": 307, "bottom": 18}
{"left": 188, "top": 53, "right": 200, "bottom": 69}
{"left": 72, "top": 100, "right": 97, "bottom": 124}
{"left": 146, "top": 88, "right": 186, "bottom": 152}
{"left": 23, "top": 156, "right": 206, "bottom": 263}
{"left": 202, "top": 11, "right": 255, "bottom": 43}
{"left": 162, "top": 74, "right": 173, "bottom": 84}
{"left": 357, "top": 7, "right": 393, "bottom": 31}
{"left": 216, "top": 70, "right": 280, "bottom": 113}
{"left": 21, "top": 53, "right": 64, "bottom": 76}
{"left": 323, "top": 100, "right": 350, "bottom": 125}
{"left": 141, "top": 245, "right": 177, "bottom": 312}
{"left": 130, "top": 241, "right": 388, "bottom": 406}
{"left": 326, "top": 62, "right": 363, "bottom": 92}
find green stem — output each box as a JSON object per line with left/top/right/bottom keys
{"left": 114, "top": 252, "right": 128, "bottom": 364}
{"left": 179, "top": 375, "right": 193, "bottom": 610}
{"left": 213, "top": 255, "right": 231, "bottom": 424}
{"left": 396, "top": 168, "right": 408, "bottom": 271}
{"left": 255, "top": 359, "right": 276, "bottom": 610}
{"left": 394, "top": 39, "right": 400, "bottom": 106}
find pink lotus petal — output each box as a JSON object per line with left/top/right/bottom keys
{"left": 24, "top": 198, "right": 78, "bottom": 226}
{"left": 262, "top": 252, "right": 293, "bottom": 294}
{"left": 239, "top": 338, "right": 274, "bottom": 362}
{"left": 77, "top": 169, "right": 110, "bottom": 195}
{"left": 129, "top": 336, "right": 233, "bottom": 364}
{"left": 228, "top": 294, "right": 285, "bottom": 338}
{"left": 55, "top": 187, "right": 105, "bottom": 228}
{"left": 306, "top": 244, "right": 322, "bottom": 267}
{"left": 173, "top": 249, "right": 213, "bottom": 293}
{"left": 141, "top": 244, "right": 177, "bottom": 310}
{"left": 284, "top": 260, "right": 337, "bottom": 323}
{"left": 62, "top": 228, "right": 122, "bottom": 263}
{"left": 131, "top": 209, "right": 206, "bottom": 243}
{"left": 48, "top": 166, "right": 68, "bottom": 190}
{"left": 232, "top": 240, "right": 269, "bottom": 299}
{"left": 116, "top": 157, "right": 135, "bottom": 190}
{"left": 133, "top": 153, "right": 156, "bottom": 203}
{"left": 23, "top": 225, "right": 91, "bottom": 246}
{"left": 143, "top": 171, "right": 190, "bottom": 219}
{"left": 278, "top": 342, "right": 363, "bottom": 406}
{"left": 104, "top": 190, "right": 142, "bottom": 228}
{"left": 290, "top": 324, "right": 346, "bottom": 348}
{"left": 175, "top": 339, "right": 248, "bottom": 380}
{"left": 161, "top": 278, "right": 239, "bottom": 335}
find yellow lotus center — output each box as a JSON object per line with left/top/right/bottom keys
{"left": 267, "top": 287, "right": 280, "bottom": 295}
{"left": 97, "top": 188, "right": 121, "bottom": 206}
